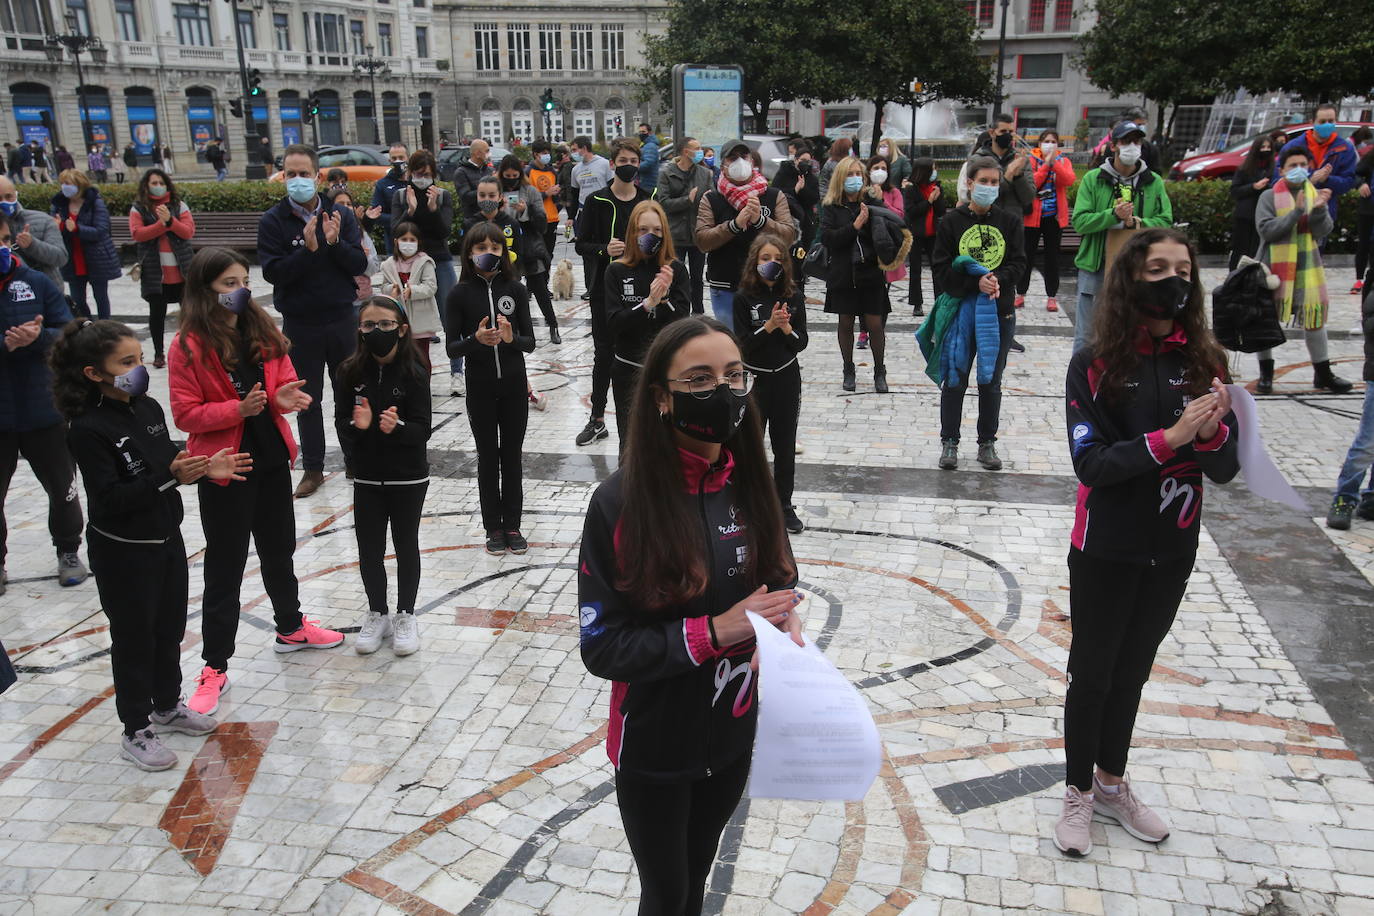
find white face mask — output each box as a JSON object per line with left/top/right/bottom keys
{"left": 1117, "top": 144, "right": 1142, "bottom": 167}
{"left": 727, "top": 157, "right": 753, "bottom": 182}
{"left": 877, "top": 145, "right": 890, "bottom": 157}
{"left": 1040, "top": 142, "right": 1057, "bottom": 154}
{"left": 870, "top": 169, "right": 888, "bottom": 186}
{"left": 397, "top": 241, "right": 419, "bottom": 257}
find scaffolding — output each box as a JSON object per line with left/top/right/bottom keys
{"left": 1169, "top": 92, "right": 1310, "bottom": 156}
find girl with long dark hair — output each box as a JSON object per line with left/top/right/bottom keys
{"left": 579, "top": 315, "right": 801, "bottom": 916}
{"left": 129, "top": 168, "right": 195, "bottom": 368}
{"left": 334, "top": 295, "right": 432, "bottom": 656}
{"left": 1057, "top": 228, "right": 1238, "bottom": 858}
{"left": 446, "top": 221, "right": 536, "bottom": 556}
{"left": 497, "top": 153, "right": 559, "bottom": 343}
{"left": 168, "top": 247, "right": 344, "bottom": 717}
{"left": 1228, "top": 136, "right": 1275, "bottom": 270}
{"left": 732, "top": 234, "right": 807, "bottom": 534}
{"left": 52, "top": 318, "right": 249, "bottom": 769}
{"left": 902, "top": 157, "right": 946, "bottom": 317}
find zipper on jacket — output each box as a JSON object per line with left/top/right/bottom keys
{"left": 1150, "top": 337, "right": 1162, "bottom": 567}
{"left": 697, "top": 472, "right": 717, "bottom": 779}
{"left": 485, "top": 277, "right": 502, "bottom": 380}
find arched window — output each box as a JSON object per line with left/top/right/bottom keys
{"left": 315, "top": 89, "right": 342, "bottom": 145}
{"left": 479, "top": 99, "right": 502, "bottom": 146}
{"left": 11, "top": 81, "right": 55, "bottom": 148}
{"left": 185, "top": 86, "right": 216, "bottom": 160}
{"left": 510, "top": 98, "right": 534, "bottom": 144}
{"left": 572, "top": 98, "right": 594, "bottom": 141}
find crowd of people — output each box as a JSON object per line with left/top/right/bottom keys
{"left": 1, "top": 108, "right": 1372, "bottom": 914}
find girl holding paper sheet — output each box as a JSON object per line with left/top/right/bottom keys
{"left": 578, "top": 316, "right": 801, "bottom": 915}
{"left": 1058, "top": 228, "right": 1239, "bottom": 859}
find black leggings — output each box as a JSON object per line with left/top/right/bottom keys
{"left": 1356, "top": 213, "right": 1374, "bottom": 281}
{"left": 1017, "top": 222, "right": 1062, "bottom": 296}
{"left": 837, "top": 314, "right": 885, "bottom": 369}
{"left": 615, "top": 751, "right": 751, "bottom": 916}
{"left": 590, "top": 296, "right": 612, "bottom": 419}
{"left": 0, "top": 423, "right": 83, "bottom": 566}
{"left": 198, "top": 462, "right": 303, "bottom": 670}
{"left": 753, "top": 366, "right": 801, "bottom": 506}
{"left": 89, "top": 531, "right": 188, "bottom": 735}
{"left": 1064, "top": 548, "right": 1194, "bottom": 791}
{"left": 907, "top": 235, "right": 941, "bottom": 306}
{"left": 144, "top": 282, "right": 183, "bottom": 358}
{"left": 611, "top": 360, "right": 638, "bottom": 448}
{"left": 939, "top": 313, "right": 1014, "bottom": 443}
{"left": 1228, "top": 217, "right": 1262, "bottom": 271}
{"left": 467, "top": 383, "right": 528, "bottom": 532}
{"left": 353, "top": 481, "right": 428, "bottom": 614}
{"left": 527, "top": 271, "right": 558, "bottom": 327}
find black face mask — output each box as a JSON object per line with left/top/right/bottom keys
{"left": 364, "top": 328, "right": 400, "bottom": 357}
{"left": 671, "top": 386, "right": 748, "bottom": 443}
{"left": 501, "top": 177, "right": 520, "bottom": 191}
{"left": 615, "top": 163, "right": 640, "bottom": 183}
{"left": 993, "top": 133, "right": 1012, "bottom": 149}
{"left": 1136, "top": 275, "right": 1192, "bottom": 320}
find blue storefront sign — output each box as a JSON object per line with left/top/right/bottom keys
{"left": 279, "top": 104, "right": 302, "bottom": 147}
{"left": 79, "top": 105, "right": 114, "bottom": 147}
{"left": 188, "top": 105, "right": 215, "bottom": 152}
{"left": 15, "top": 105, "right": 53, "bottom": 147}
{"left": 127, "top": 105, "right": 158, "bottom": 155}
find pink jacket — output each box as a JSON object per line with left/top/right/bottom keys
{"left": 168, "top": 330, "right": 300, "bottom": 485}
{"left": 1024, "top": 152, "right": 1076, "bottom": 228}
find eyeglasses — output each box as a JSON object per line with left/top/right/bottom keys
{"left": 668, "top": 369, "right": 753, "bottom": 399}
{"left": 360, "top": 319, "right": 400, "bottom": 332}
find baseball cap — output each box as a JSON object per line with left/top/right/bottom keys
{"left": 1112, "top": 121, "right": 1147, "bottom": 142}
{"left": 719, "top": 138, "right": 750, "bottom": 159}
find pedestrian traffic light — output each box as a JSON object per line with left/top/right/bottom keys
{"left": 248, "top": 69, "right": 263, "bottom": 97}
{"left": 541, "top": 89, "right": 555, "bottom": 112}
{"left": 304, "top": 94, "right": 320, "bottom": 123}
{"left": 229, "top": 97, "right": 243, "bottom": 119}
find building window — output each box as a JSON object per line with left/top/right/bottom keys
{"left": 474, "top": 22, "right": 499, "bottom": 71}
{"left": 965, "top": 0, "right": 993, "bottom": 27}
{"left": 174, "top": 3, "right": 212, "bottom": 46}
{"left": 1015, "top": 106, "right": 1059, "bottom": 136}
{"left": 507, "top": 24, "right": 530, "bottom": 70}
{"left": 1053, "top": 0, "right": 1074, "bottom": 30}
{"left": 511, "top": 105, "right": 534, "bottom": 144}
{"left": 1, "top": 0, "right": 47, "bottom": 33}
{"left": 569, "top": 24, "right": 593, "bottom": 71}
{"left": 115, "top": 0, "right": 139, "bottom": 41}
{"left": 65, "top": 0, "right": 90, "bottom": 35}
{"left": 480, "top": 108, "right": 502, "bottom": 145}
{"left": 1027, "top": 0, "right": 1046, "bottom": 32}
{"left": 378, "top": 22, "right": 392, "bottom": 56}
{"left": 600, "top": 24, "right": 623, "bottom": 71}
{"left": 415, "top": 25, "right": 428, "bottom": 58}
{"left": 312, "top": 12, "right": 344, "bottom": 54}
{"left": 350, "top": 19, "right": 365, "bottom": 55}
{"left": 237, "top": 9, "right": 256, "bottom": 49}
{"left": 538, "top": 24, "right": 562, "bottom": 70}
{"left": 1018, "top": 53, "right": 1063, "bottom": 79}
{"left": 273, "top": 13, "right": 290, "bottom": 50}
{"left": 414, "top": 0, "right": 424, "bottom": 6}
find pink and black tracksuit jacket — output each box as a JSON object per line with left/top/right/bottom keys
{"left": 1066, "top": 325, "right": 1240, "bottom": 564}
{"left": 578, "top": 448, "right": 796, "bottom": 782}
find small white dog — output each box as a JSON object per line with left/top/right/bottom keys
{"left": 551, "top": 258, "right": 576, "bottom": 301}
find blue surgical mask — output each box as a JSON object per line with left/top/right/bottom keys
{"left": 112, "top": 364, "right": 149, "bottom": 398}
{"left": 970, "top": 183, "right": 1000, "bottom": 208}
{"left": 0, "top": 200, "right": 17, "bottom": 216}
{"left": 537, "top": 153, "right": 551, "bottom": 166}
{"left": 0, "top": 245, "right": 11, "bottom": 273}
{"left": 60, "top": 184, "right": 80, "bottom": 199}
{"left": 286, "top": 177, "right": 317, "bottom": 204}
{"left": 843, "top": 176, "right": 864, "bottom": 194}
{"left": 703, "top": 156, "right": 715, "bottom": 167}
{"left": 692, "top": 149, "right": 704, "bottom": 164}
{"left": 1285, "top": 166, "right": 1310, "bottom": 185}
{"left": 1313, "top": 122, "right": 1337, "bottom": 141}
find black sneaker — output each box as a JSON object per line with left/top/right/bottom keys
{"left": 912, "top": 304, "right": 925, "bottom": 317}
{"left": 485, "top": 530, "right": 508, "bottom": 555}
{"left": 549, "top": 326, "right": 562, "bottom": 345}
{"left": 784, "top": 507, "right": 805, "bottom": 534}
{"left": 1327, "top": 497, "right": 1356, "bottom": 530}
{"left": 505, "top": 531, "right": 529, "bottom": 554}
{"left": 939, "top": 440, "right": 958, "bottom": 470}
{"left": 842, "top": 363, "right": 856, "bottom": 392}
{"left": 1008, "top": 338, "right": 1026, "bottom": 354}
{"left": 575, "top": 418, "right": 608, "bottom": 446}
{"left": 1358, "top": 496, "right": 1374, "bottom": 522}
{"left": 580, "top": 290, "right": 591, "bottom": 301}
{"left": 977, "top": 441, "right": 1003, "bottom": 470}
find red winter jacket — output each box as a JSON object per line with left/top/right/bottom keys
{"left": 1024, "top": 151, "right": 1076, "bottom": 229}
{"left": 167, "top": 330, "right": 300, "bottom": 484}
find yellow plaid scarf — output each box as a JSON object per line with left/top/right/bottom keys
{"left": 1269, "top": 180, "right": 1328, "bottom": 330}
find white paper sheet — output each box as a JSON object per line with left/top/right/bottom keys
{"left": 1225, "top": 383, "right": 1310, "bottom": 513}
{"left": 745, "top": 611, "right": 881, "bottom": 801}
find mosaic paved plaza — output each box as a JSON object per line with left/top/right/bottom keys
{"left": 3, "top": 246, "right": 1374, "bottom": 915}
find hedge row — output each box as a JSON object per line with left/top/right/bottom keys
{"left": 16, "top": 177, "right": 1364, "bottom": 255}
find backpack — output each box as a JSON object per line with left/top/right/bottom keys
{"left": 1211, "top": 257, "right": 1286, "bottom": 353}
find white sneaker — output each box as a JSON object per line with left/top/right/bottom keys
{"left": 450, "top": 372, "right": 466, "bottom": 397}
{"left": 530, "top": 390, "right": 549, "bottom": 411}
{"left": 392, "top": 612, "right": 420, "bottom": 656}
{"left": 354, "top": 611, "right": 392, "bottom": 655}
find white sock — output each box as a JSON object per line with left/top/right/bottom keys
{"left": 1096, "top": 778, "right": 1122, "bottom": 794}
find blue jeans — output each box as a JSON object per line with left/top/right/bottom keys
{"left": 710, "top": 287, "right": 735, "bottom": 334}
{"left": 68, "top": 277, "right": 111, "bottom": 320}
{"left": 1073, "top": 269, "right": 1102, "bottom": 354}
{"left": 433, "top": 259, "right": 462, "bottom": 374}
{"left": 1334, "top": 386, "right": 1374, "bottom": 504}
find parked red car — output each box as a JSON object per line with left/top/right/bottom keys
{"left": 1169, "top": 121, "right": 1374, "bottom": 181}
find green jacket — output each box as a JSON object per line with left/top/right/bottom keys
{"left": 1071, "top": 166, "right": 1173, "bottom": 272}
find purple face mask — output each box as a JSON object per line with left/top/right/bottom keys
{"left": 637, "top": 231, "right": 662, "bottom": 256}
{"left": 473, "top": 251, "right": 502, "bottom": 272}
{"left": 218, "top": 286, "right": 252, "bottom": 314}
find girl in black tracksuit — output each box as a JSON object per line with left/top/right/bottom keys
{"left": 732, "top": 234, "right": 807, "bottom": 534}
{"left": 579, "top": 315, "right": 801, "bottom": 916}
{"left": 1056, "top": 228, "right": 1239, "bottom": 858}
{"left": 52, "top": 319, "right": 248, "bottom": 768}
{"left": 606, "top": 199, "right": 692, "bottom": 445}
{"left": 446, "top": 221, "right": 536, "bottom": 556}
{"left": 334, "top": 295, "right": 432, "bottom": 651}
{"left": 903, "top": 157, "right": 946, "bottom": 316}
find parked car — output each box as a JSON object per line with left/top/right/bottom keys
{"left": 268, "top": 144, "right": 391, "bottom": 183}
{"left": 437, "top": 145, "right": 511, "bottom": 181}
{"left": 1168, "top": 121, "right": 1374, "bottom": 181}
{"left": 741, "top": 135, "right": 793, "bottom": 181}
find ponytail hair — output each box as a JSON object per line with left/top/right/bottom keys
{"left": 48, "top": 319, "right": 138, "bottom": 419}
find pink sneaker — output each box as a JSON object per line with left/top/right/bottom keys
{"left": 274, "top": 617, "right": 345, "bottom": 653}
{"left": 1093, "top": 775, "right": 1170, "bottom": 843}
{"left": 1053, "top": 786, "right": 1094, "bottom": 857}
{"left": 1046, "top": 296, "right": 1059, "bottom": 312}
{"left": 188, "top": 666, "right": 227, "bottom": 715}
{"left": 1014, "top": 295, "right": 1026, "bottom": 308}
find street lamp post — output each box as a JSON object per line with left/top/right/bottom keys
{"left": 45, "top": 12, "right": 106, "bottom": 154}
{"left": 991, "top": 0, "right": 1011, "bottom": 124}
{"left": 354, "top": 45, "right": 391, "bottom": 145}
{"left": 224, "top": 0, "right": 266, "bottom": 179}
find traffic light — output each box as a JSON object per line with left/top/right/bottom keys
{"left": 229, "top": 97, "right": 243, "bottom": 119}
{"left": 304, "top": 94, "right": 320, "bottom": 123}
{"left": 541, "top": 88, "right": 555, "bottom": 112}
{"left": 614, "top": 115, "right": 623, "bottom": 133}
{"left": 248, "top": 68, "right": 263, "bottom": 97}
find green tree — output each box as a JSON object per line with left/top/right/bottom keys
{"left": 1214, "top": 0, "right": 1374, "bottom": 100}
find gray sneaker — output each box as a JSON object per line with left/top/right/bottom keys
{"left": 977, "top": 442, "right": 1003, "bottom": 471}
{"left": 57, "top": 550, "right": 89, "bottom": 587}
{"left": 150, "top": 702, "right": 219, "bottom": 737}
{"left": 120, "top": 728, "right": 178, "bottom": 771}
{"left": 0, "top": 566, "right": 6, "bottom": 597}
{"left": 392, "top": 612, "right": 420, "bottom": 656}
{"left": 938, "top": 440, "right": 958, "bottom": 470}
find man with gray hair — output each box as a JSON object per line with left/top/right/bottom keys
{"left": 0, "top": 174, "right": 67, "bottom": 289}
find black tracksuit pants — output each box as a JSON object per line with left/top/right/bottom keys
{"left": 615, "top": 751, "right": 751, "bottom": 916}
{"left": 939, "top": 313, "right": 1015, "bottom": 444}
{"left": 907, "top": 236, "right": 941, "bottom": 307}
{"left": 198, "top": 462, "right": 303, "bottom": 670}
{"left": 1064, "top": 547, "right": 1194, "bottom": 791}
{"left": 354, "top": 481, "right": 428, "bottom": 614}
{"left": 468, "top": 383, "right": 528, "bottom": 533}
{"left": 528, "top": 271, "right": 558, "bottom": 328}
{"left": 144, "top": 282, "right": 182, "bottom": 359}
{"left": 590, "top": 296, "right": 613, "bottom": 419}
{"left": 754, "top": 366, "right": 801, "bottom": 507}
{"left": 0, "top": 423, "right": 84, "bottom": 567}
{"left": 1018, "top": 222, "right": 1062, "bottom": 297}
{"left": 89, "top": 530, "right": 188, "bottom": 735}
{"left": 611, "top": 360, "right": 639, "bottom": 448}
{"left": 284, "top": 314, "right": 356, "bottom": 472}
